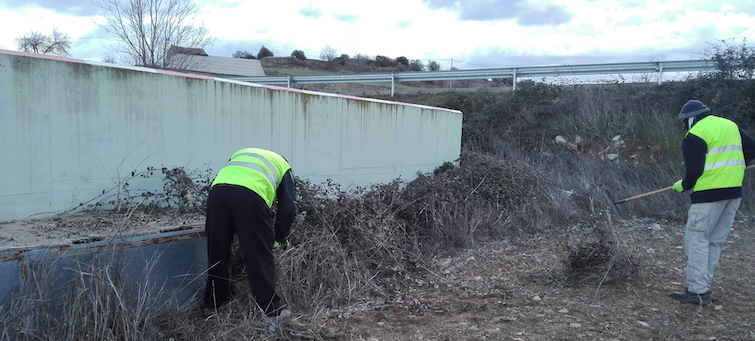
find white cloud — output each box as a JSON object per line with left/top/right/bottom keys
{"left": 0, "top": 0, "right": 753, "bottom": 69}
{"left": 0, "top": 6, "right": 100, "bottom": 56}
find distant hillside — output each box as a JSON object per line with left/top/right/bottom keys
{"left": 258, "top": 57, "right": 331, "bottom": 72}
{"left": 256, "top": 56, "right": 506, "bottom": 95}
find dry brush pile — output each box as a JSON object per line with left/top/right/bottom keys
{"left": 272, "top": 150, "right": 631, "bottom": 316}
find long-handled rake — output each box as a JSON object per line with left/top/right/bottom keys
{"left": 605, "top": 187, "right": 672, "bottom": 217}
{"left": 605, "top": 165, "right": 755, "bottom": 217}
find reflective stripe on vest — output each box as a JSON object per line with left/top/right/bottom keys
{"left": 226, "top": 152, "right": 279, "bottom": 188}
{"left": 703, "top": 158, "right": 745, "bottom": 171}
{"left": 686, "top": 116, "right": 745, "bottom": 191}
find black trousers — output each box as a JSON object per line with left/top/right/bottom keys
{"left": 203, "top": 185, "right": 282, "bottom": 313}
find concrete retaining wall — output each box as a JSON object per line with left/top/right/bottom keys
{"left": 0, "top": 50, "right": 462, "bottom": 222}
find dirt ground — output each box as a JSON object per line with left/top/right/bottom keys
{"left": 289, "top": 216, "right": 755, "bottom": 341}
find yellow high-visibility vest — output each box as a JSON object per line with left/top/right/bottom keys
{"left": 212, "top": 148, "right": 292, "bottom": 207}
{"left": 686, "top": 116, "right": 745, "bottom": 191}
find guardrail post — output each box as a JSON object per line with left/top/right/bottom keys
{"left": 391, "top": 73, "right": 395, "bottom": 97}
{"left": 287, "top": 75, "right": 292, "bottom": 88}
{"left": 512, "top": 69, "right": 517, "bottom": 91}
{"left": 658, "top": 63, "right": 663, "bottom": 85}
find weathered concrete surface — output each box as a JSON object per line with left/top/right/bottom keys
{"left": 0, "top": 49, "right": 462, "bottom": 222}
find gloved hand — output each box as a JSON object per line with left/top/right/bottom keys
{"left": 273, "top": 241, "right": 280, "bottom": 249}
{"left": 673, "top": 180, "right": 684, "bottom": 193}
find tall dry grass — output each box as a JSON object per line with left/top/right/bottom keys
{"left": 0, "top": 248, "right": 197, "bottom": 341}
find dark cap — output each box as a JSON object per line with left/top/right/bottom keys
{"left": 678, "top": 100, "right": 710, "bottom": 120}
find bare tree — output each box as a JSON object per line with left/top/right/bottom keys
{"left": 701, "top": 37, "right": 755, "bottom": 80}
{"left": 320, "top": 45, "right": 337, "bottom": 61}
{"left": 101, "top": 53, "right": 118, "bottom": 64}
{"left": 93, "top": 0, "right": 214, "bottom": 69}
{"left": 15, "top": 29, "right": 71, "bottom": 57}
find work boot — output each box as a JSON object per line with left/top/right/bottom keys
{"left": 203, "top": 307, "right": 217, "bottom": 318}
{"left": 671, "top": 290, "right": 712, "bottom": 305}
{"left": 266, "top": 305, "right": 292, "bottom": 321}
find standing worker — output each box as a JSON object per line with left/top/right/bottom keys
{"left": 203, "top": 147, "right": 296, "bottom": 320}
{"left": 671, "top": 100, "right": 755, "bottom": 304}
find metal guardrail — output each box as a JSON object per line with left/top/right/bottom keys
{"left": 227, "top": 59, "right": 724, "bottom": 96}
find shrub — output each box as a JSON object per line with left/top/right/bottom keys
{"left": 257, "top": 46, "right": 274, "bottom": 59}
{"left": 231, "top": 50, "right": 255, "bottom": 59}
{"left": 291, "top": 49, "right": 306, "bottom": 60}
{"left": 409, "top": 59, "right": 424, "bottom": 71}
{"left": 374, "top": 55, "right": 396, "bottom": 68}
{"left": 334, "top": 54, "right": 350, "bottom": 66}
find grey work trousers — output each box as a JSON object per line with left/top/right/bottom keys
{"left": 683, "top": 198, "right": 741, "bottom": 294}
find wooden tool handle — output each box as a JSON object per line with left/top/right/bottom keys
{"left": 616, "top": 165, "right": 755, "bottom": 204}
{"left": 616, "top": 187, "right": 672, "bottom": 204}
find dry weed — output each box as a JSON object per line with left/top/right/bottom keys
{"left": 564, "top": 214, "right": 638, "bottom": 287}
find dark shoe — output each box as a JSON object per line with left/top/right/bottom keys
{"left": 203, "top": 307, "right": 217, "bottom": 318}
{"left": 266, "top": 306, "right": 291, "bottom": 321}
{"left": 671, "top": 290, "right": 712, "bottom": 305}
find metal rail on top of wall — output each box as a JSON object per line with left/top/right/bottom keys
{"left": 227, "top": 59, "right": 725, "bottom": 96}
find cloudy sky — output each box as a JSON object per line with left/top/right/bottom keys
{"left": 0, "top": 0, "right": 753, "bottom": 70}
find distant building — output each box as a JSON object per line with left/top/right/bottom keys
{"left": 168, "top": 45, "right": 266, "bottom": 78}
